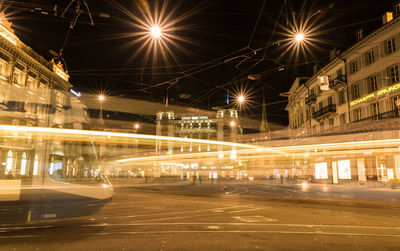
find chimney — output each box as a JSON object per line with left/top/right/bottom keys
{"left": 356, "top": 28, "right": 364, "bottom": 42}
{"left": 329, "top": 49, "right": 340, "bottom": 61}
{"left": 382, "top": 12, "right": 393, "bottom": 24}
{"left": 313, "top": 65, "right": 318, "bottom": 74}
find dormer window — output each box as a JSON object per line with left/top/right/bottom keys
{"left": 395, "top": 3, "right": 400, "bottom": 17}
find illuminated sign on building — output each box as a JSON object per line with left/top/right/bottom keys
{"left": 350, "top": 82, "right": 400, "bottom": 106}
{"left": 350, "top": 93, "right": 374, "bottom": 106}
{"left": 377, "top": 83, "right": 400, "bottom": 96}
{"left": 69, "top": 89, "right": 81, "bottom": 97}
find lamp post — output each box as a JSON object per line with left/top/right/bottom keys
{"left": 134, "top": 123, "right": 140, "bottom": 156}
{"left": 98, "top": 95, "right": 105, "bottom": 130}
{"left": 134, "top": 123, "right": 140, "bottom": 132}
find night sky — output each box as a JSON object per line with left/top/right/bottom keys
{"left": 2, "top": 0, "right": 396, "bottom": 126}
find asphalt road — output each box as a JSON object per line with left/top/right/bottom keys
{"left": 2, "top": 181, "right": 400, "bottom": 250}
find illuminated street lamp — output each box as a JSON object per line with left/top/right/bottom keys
{"left": 134, "top": 123, "right": 140, "bottom": 154}
{"left": 295, "top": 33, "right": 304, "bottom": 43}
{"left": 230, "top": 121, "right": 236, "bottom": 127}
{"left": 150, "top": 26, "right": 162, "bottom": 38}
{"left": 97, "top": 94, "right": 106, "bottom": 130}
{"left": 237, "top": 95, "right": 245, "bottom": 104}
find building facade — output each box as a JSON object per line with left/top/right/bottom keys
{"left": 287, "top": 4, "right": 400, "bottom": 134}
{"left": 284, "top": 3, "right": 400, "bottom": 184}
{"left": 155, "top": 108, "right": 239, "bottom": 154}
{"left": 149, "top": 108, "right": 245, "bottom": 180}
{"left": 0, "top": 13, "right": 95, "bottom": 183}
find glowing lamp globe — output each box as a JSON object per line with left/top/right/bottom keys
{"left": 150, "top": 26, "right": 162, "bottom": 38}
{"left": 295, "top": 33, "right": 304, "bottom": 42}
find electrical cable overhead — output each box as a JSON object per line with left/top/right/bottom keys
{"left": 247, "top": 0, "right": 267, "bottom": 48}
{"left": 56, "top": 0, "right": 94, "bottom": 66}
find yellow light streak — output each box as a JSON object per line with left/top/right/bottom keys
{"left": 0, "top": 125, "right": 260, "bottom": 150}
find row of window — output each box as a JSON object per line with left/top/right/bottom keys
{"left": 349, "top": 37, "right": 398, "bottom": 74}
{"left": 2, "top": 150, "right": 39, "bottom": 177}
{"left": 351, "top": 65, "right": 399, "bottom": 99}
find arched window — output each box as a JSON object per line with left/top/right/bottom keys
{"left": 49, "top": 157, "right": 55, "bottom": 175}
{"left": 66, "top": 159, "right": 71, "bottom": 177}
{"left": 20, "top": 152, "right": 27, "bottom": 175}
{"left": 5, "top": 150, "right": 13, "bottom": 175}
{"left": 33, "top": 154, "right": 39, "bottom": 176}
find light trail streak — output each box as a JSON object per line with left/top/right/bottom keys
{"left": 0, "top": 125, "right": 259, "bottom": 150}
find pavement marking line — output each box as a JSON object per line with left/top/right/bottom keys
{"left": 224, "top": 186, "right": 249, "bottom": 196}
{"left": 5, "top": 229, "right": 400, "bottom": 239}
{"left": 126, "top": 205, "right": 245, "bottom": 218}
{"left": 234, "top": 216, "right": 277, "bottom": 223}
{"left": 93, "top": 231, "right": 400, "bottom": 238}
{"left": 3, "top": 231, "right": 400, "bottom": 239}
{"left": 84, "top": 222, "right": 400, "bottom": 230}
{"left": 126, "top": 208, "right": 260, "bottom": 222}
{"left": 228, "top": 208, "right": 258, "bottom": 214}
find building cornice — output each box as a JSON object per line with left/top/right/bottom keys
{"left": 0, "top": 35, "right": 72, "bottom": 90}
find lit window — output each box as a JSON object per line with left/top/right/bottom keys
{"left": 5, "top": 150, "right": 13, "bottom": 175}
{"left": 338, "top": 160, "right": 351, "bottom": 179}
{"left": 20, "top": 152, "right": 27, "bottom": 175}
{"left": 33, "top": 154, "right": 39, "bottom": 176}
{"left": 315, "top": 162, "right": 328, "bottom": 179}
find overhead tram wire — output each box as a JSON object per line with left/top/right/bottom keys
{"left": 183, "top": 65, "right": 285, "bottom": 110}
{"left": 140, "top": 0, "right": 288, "bottom": 98}
{"left": 137, "top": 46, "right": 251, "bottom": 91}
{"left": 247, "top": 0, "right": 267, "bottom": 48}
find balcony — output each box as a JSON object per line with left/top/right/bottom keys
{"left": 329, "top": 75, "right": 347, "bottom": 89}
{"left": 305, "top": 94, "right": 317, "bottom": 105}
{"left": 354, "top": 109, "right": 400, "bottom": 123}
{"left": 313, "top": 104, "right": 336, "bottom": 119}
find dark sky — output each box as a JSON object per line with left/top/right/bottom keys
{"left": 3, "top": 0, "right": 396, "bottom": 126}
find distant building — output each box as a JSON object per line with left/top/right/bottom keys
{"left": 155, "top": 108, "right": 239, "bottom": 155}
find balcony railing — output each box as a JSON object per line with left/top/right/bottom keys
{"left": 354, "top": 109, "right": 400, "bottom": 123}
{"left": 305, "top": 94, "right": 317, "bottom": 104}
{"left": 313, "top": 104, "right": 336, "bottom": 119}
{"left": 329, "top": 74, "right": 347, "bottom": 89}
